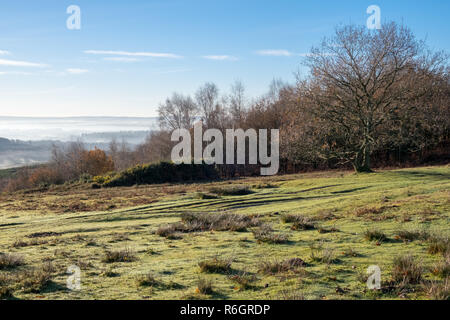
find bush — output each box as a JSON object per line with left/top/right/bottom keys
{"left": 196, "top": 277, "right": 213, "bottom": 295}
{"left": 391, "top": 255, "right": 423, "bottom": 285}
{"left": 209, "top": 185, "right": 253, "bottom": 196}
{"left": 18, "top": 266, "right": 54, "bottom": 293}
{"left": 103, "top": 248, "right": 137, "bottom": 263}
{"left": 423, "top": 279, "right": 449, "bottom": 300}
{"left": 394, "top": 229, "right": 429, "bottom": 242}
{"left": 258, "top": 258, "right": 306, "bottom": 274}
{"left": 363, "top": 229, "right": 387, "bottom": 242}
{"left": 309, "top": 244, "right": 338, "bottom": 264}
{"left": 281, "top": 214, "right": 316, "bottom": 230}
{"left": 136, "top": 273, "right": 161, "bottom": 287}
{"left": 28, "top": 167, "right": 64, "bottom": 187}
{"left": 0, "top": 253, "right": 25, "bottom": 270}
{"left": 228, "top": 271, "right": 257, "bottom": 290}
{"left": 252, "top": 225, "right": 289, "bottom": 244}
{"left": 181, "top": 212, "right": 260, "bottom": 232}
{"left": 96, "top": 161, "right": 218, "bottom": 187}
{"left": 427, "top": 236, "right": 450, "bottom": 255}
{"left": 155, "top": 224, "right": 182, "bottom": 239}
{"left": 432, "top": 254, "right": 450, "bottom": 278}
{"left": 198, "top": 257, "right": 233, "bottom": 273}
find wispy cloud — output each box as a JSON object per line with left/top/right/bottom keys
{"left": 256, "top": 50, "right": 293, "bottom": 57}
{"left": 152, "top": 68, "right": 192, "bottom": 75}
{"left": 0, "top": 71, "right": 33, "bottom": 76}
{"left": 202, "top": 55, "right": 238, "bottom": 61}
{"left": 0, "top": 50, "right": 11, "bottom": 55}
{"left": 103, "top": 57, "right": 140, "bottom": 62}
{"left": 256, "top": 50, "right": 335, "bottom": 58}
{"left": 0, "top": 58, "right": 47, "bottom": 67}
{"left": 66, "top": 68, "right": 89, "bottom": 74}
{"left": 84, "top": 50, "right": 182, "bottom": 59}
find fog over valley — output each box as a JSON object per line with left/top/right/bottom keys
{"left": 0, "top": 117, "right": 158, "bottom": 169}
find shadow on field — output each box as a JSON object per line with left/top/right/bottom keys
{"left": 388, "top": 170, "right": 450, "bottom": 180}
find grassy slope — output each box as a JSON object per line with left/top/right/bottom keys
{"left": 0, "top": 165, "right": 449, "bottom": 300}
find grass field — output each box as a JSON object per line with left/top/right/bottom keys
{"left": 0, "top": 165, "right": 449, "bottom": 300}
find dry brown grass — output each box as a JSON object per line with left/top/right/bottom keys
{"left": 198, "top": 256, "right": 233, "bottom": 274}
{"left": 103, "top": 248, "right": 137, "bottom": 263}
{"left": 0, "top": 253, "right": 25, "bottom": 270}
{"left": 156, "top": 212, "right": 261, "bottom": 239}
{"left": 258, "top": 257, "right": 306, "bottom": 274}
{"left": 252, "top": 224, "right": 289, "bottom": 244}
{"left": 391, "top": 255, "right": 423, "bottom": 285}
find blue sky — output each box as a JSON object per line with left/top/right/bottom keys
{"left": 0, "top": 0, "right": 448, "bottom": 117}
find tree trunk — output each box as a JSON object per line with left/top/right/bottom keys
{"left": 353, "top": 145, "right": 372, "bottom": 173}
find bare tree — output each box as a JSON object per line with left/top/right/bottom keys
{"left": 229, "top": 80, "right": 246, "bottom": 127}
{"left": 303, "top": 22, "right": 442, "bottom": 172}
{"left": 196, "top": 82, "right": 219, "bottom": 127}
{"left": 158, "top": 92, "right": 198, "bottom": 130}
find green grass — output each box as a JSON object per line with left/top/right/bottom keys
{"left": 0, "top": 165, "right": 449, "bottom": 300}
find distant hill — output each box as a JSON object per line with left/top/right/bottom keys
{"left": 0, "top": 138, "right": 64, "bottom": 169}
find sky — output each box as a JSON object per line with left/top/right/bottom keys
{"left": 0, "top": 0, "right": 448, "bottom": 117}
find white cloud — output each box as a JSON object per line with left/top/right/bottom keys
{"left": 103, "top": 57, "right": 140, "bottom": 62}
{"left": 202, "top": 55, "right": 238, "bottom": 61}
{"left": 256, "top": 50, "right": 293, "bottom": 57}
{"left": 153, "top": 68, "right": 192, "bottom": 74}
{"left": 0, "top": 71, "right": 33, "bottom": 75}
{"left": 256, "top": 50, "right": 336, "bottom": 58}
{"left": 66, "top": 68, "right": 89, "bottom": 74}
{"left": 0, "top": 50, "right": 11, "bottom": 55}
{"left": 84, "top": 50, "right": 182, "bottom": 59}
{"left": 0, "top": 58, "right": 47, "bottom": 67}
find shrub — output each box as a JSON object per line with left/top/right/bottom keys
{"left": 391, "top": 255, "right": 423, "bottom": 285}
{"left": 194, "top": 192, "right": 218, "bottom": 200}
{"left": 196, "top": 277, "right": 213, "bottom": 295}
{"left": 363, "top": 229, "right": 387, "bottom": 242}
{"left": 427, "top": 236, "right": 450, "bottom": 255}
{"left": 431, "top": 254, "right": 450, "bottom": 278}
{"left": 394, "top": 229, "right": 429, "bottom": 242}
{"left": 0, "top": 286, "right": 13, "bottom": 299}
{"left": 278, "top": 289, "right": 305, "bottom": 300}
{"left": 103, "top": 248, "right": 137, "bottom": 263}
{"left": 198, "top": 257, "right": 232, "bottom": 273}
{"left": 281, "top": 214, "right": 316, "bottom": 230}
{"left": 228, "top": 271, "right": 257, "bottom": 290}
{"left": 79, "top": 148, "right": 115, "bottom": 177}
{"left": 309, "top": 243, "right": 338, "bottom": 264}
{"left": 0, "top": 253, "right": 25, "bottom": 270}
{"left": 423, "top": 279, "right": 449, "bottom": 300}
{"left": 136, "top": 273, "right": 161, "bottom": 287}
{"left": 258, "top": 258, "right": 306, "bottom": 274}
{"left": 354, "top": 206, "right": 384, "bottom": 217}
{"left": 342, "top": 247, "right": 359, "bottom": 257}
{"left": 12, "top": 238, "right": 47, "bottom": 248}
{"left": 252, "top": 225, "right": 289, "bottom": 244}
{"left": 317, "top": 226, "right": 339, "bottom": 234}
{"left": 155, "top": 224, "right": 182, "bottom": 239}
{"left": 155, "top": 213, "right": 260, "bottom": 237}
{"left": 98, "top": 161, "right": 218, "bottom": 187}
{"left": 209, "top": 185, "right": 252, "bottom": 196}
{"left": 18, "top": 266, "right": 54, "bottom": 293}
{"left": 28, "top": 166, "right": 64, "bottom": 187}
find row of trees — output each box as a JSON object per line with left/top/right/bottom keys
{"left": 150, "top": 22, "right": 449, "bottom": 173}
{"left": 2, "top": 21, "right": 448, "bottom": 193}
{"left": 3, "top": 145, "right": 114, "bottom": 192}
